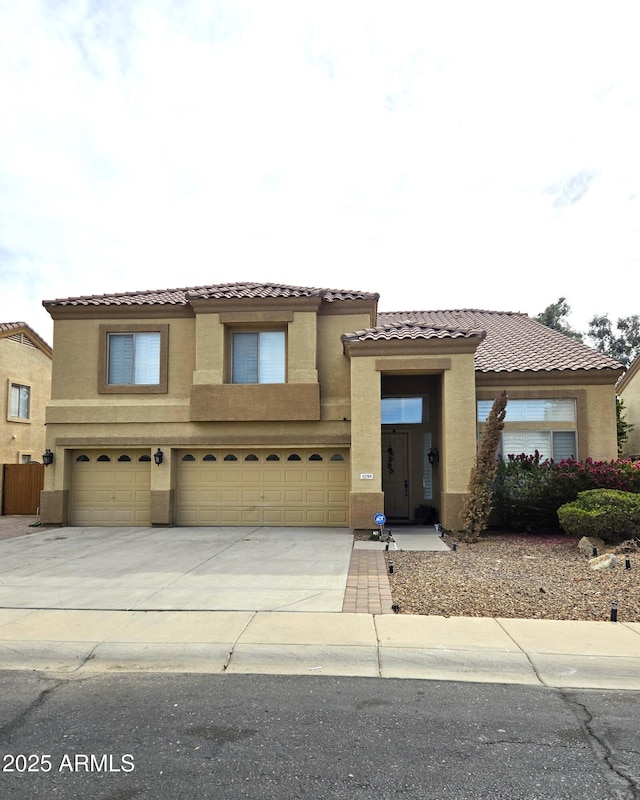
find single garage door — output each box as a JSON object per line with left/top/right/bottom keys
{"left": 176, "top": 448, "right": 349, "bottom": 527}
{"left": 70, "top": 450, "right": 151, "bottom": 526}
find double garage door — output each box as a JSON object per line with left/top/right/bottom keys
{"left": 70, "top": 448, "right": 349, "bottom": 527}
{"left": 176, "top": 449, "right": 349, "bottom": 527}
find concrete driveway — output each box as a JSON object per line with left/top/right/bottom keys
{"left": 0, "top": 526, "right": 354, "bottom": 613}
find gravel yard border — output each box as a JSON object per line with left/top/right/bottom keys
{"left": 383, "top": 533, "right": 640, "bottom": 622}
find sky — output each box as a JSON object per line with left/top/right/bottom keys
{"left": 1, "top": 0, "right": 639, "bottom": 346}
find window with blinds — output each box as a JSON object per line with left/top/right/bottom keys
{"left": 232, "top": 331, "right": 285, "bottom": 384}
{"left": 10, "top": 383, "right": 30, "bottom": 419}
{"left": 502, "top": 431, "right": 577, "bottom": 461}
{"left": 477, "top": 398, "right": 576, "bottom": 422}
{"left": 107, "top": 332, "right": 161, "bottom": 385}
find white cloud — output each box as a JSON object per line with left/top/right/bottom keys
{"left": 0, "top": 0, "right": 639, "bottom": 343}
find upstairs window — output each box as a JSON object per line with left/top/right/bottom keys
{"left": 9, "top": 383, "right": 30, "bottom": 419}
{"left": 108, "top": 332, "right": 161, "bottom": 385}
{"left": 232, "top": 331, "right": 285, "bottom": 384}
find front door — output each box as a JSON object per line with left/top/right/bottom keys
{"left": 382, "top": 432, "right": 410, "bottom": 518}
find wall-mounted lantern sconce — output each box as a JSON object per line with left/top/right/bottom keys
{"left": 427, "top": 447, "right": 439, "bottom": 466}
{"left": 42, "top": 449, "right": 54, "bottom": 466}
{"left": 153, "top": 448, "right": 164, "bottom": 466}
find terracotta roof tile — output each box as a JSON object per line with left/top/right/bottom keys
{"left": 342, "top": 321, "right": 486, "bottom": 343}
{"left": 186, "top": 282, "right": 378, "bottom": 302}
{"left": 43, "top": 282, "right": 379, "bottom": 308}
{"left": 42, "top": 288, "right": 191, "bottom": 307}
{"left": 377, "top": 309, "right": 623, "bottom": 373}
{"left": 0, "top": 321, "right": 29, "bottom": 332}
{"left": 0, "top": 321, "right": 52, "bottom": 355}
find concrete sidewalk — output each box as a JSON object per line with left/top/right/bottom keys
{"left": 0, "top": 517, "right": 639, "bottom": 690}
{"left": 0, "top": 608, "right": 638, "bottom": 690}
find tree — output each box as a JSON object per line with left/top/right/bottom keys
{"left": 461, "top": 391, "right": 508, "bottom": 542}
{"left": 617, "top": 397, "right": 634, "bottom": 456}
{"left": 535, "top": 297, "right": 583, "bottom": 340}
{"left": 587, "top": 313, "right": 640, "bottom": 368}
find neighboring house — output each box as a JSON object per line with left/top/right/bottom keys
{"left": 39, "top": 283, "right": 623, "bottom": 531}
{"left": 617, "top": 356, "right": 640, "bottom": 459}
{"left": 0, "top": 322, "right": 52, "bottom": 464}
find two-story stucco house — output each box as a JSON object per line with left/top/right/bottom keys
{"left": 1, "top": 322, "right": 52, "bottom": 464}
{"left": 39, "top": 283, "right": 624, "bottom": 531}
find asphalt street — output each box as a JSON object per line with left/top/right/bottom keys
{"left": 1, "top": 671, "right": 639, "bottom": 800}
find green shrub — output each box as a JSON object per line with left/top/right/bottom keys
{"left": 493, "top": 454, "right": 640, "bottom": 533}
{"left": 557, "top": 489, "right": 640, "bottom": 544}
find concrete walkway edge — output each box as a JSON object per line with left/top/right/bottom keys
{"left": 0, "top": 609, "right": 638, "bottom": 690}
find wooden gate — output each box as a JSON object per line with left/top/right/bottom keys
{"left": 2, "top": 463, "right": 45, "bottom": 514}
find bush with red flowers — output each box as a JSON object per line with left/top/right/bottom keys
{"left": 493, "top": 453, "right": 640, "bottom": 532}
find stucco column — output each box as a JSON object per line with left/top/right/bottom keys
{"left": 348, "top": 357, "right": 384, "bottom": 530}
{"left": 39, "top": 442, "right": 70, "bottom": 524}
{"left": 150, "top": 447, "right": 175, "bottom": 525}
{"left": 440, "top": 353, "right": 478, "bottom": 530}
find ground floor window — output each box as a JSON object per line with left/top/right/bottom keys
{"left": 501, "top": 430, "right": 577, "bottom": 461}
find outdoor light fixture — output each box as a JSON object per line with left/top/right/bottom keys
{"left": 153, "top": 448, "right": 164, "bottom": 466}
{"left": 42, "top": 449, "right": 54, "bottom": 466}
{"left": 428, "top": 447, "right": 439, "bottom": 465}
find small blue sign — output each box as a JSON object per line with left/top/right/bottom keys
{"left": 373, "top": 513, "right": 386, "bottom": 526}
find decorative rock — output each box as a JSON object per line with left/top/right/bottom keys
{"left": 588, "top": 553, "right": 618, "bottom": 571}
{"left": 578, "top": 536, "right": 605, "bottom": 556}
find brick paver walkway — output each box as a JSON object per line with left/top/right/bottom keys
{"left": 342, "top": 548, "right": 394, "bottom": 614}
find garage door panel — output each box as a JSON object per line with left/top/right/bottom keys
{"left": 177, "top": 449, "right": 349, "bottom": 527}
{"left": 241, "top": 471, "right": 261, "bottom": 484}
{"left": 220, "top": 489, "right": 243, "bottom": 502}
{"left": 70, "top": 451, "right": 151, "bottom": 527}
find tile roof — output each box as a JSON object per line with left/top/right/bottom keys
{"left": 41, "top": 283, "right": 623, "bottom": 374}
{"left": 43, "top": 282, "right": 379, "bottom": 307}
{"left": 0, "top": 321, "right": 52, "bottom": 356}
{"left": 377, "top": 309, "right": 624, "bottom": 373}
{"left": 342, "top": 320, "right": 486, "bottom": 343}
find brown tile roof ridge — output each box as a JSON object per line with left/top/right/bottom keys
{"left": 42, "top": 287, "right": 192, "bottom": 307}
{"left": 342, "top": 321, "right": 486, "bottom": 343}
{"left": 186, "top": 282, "right": 379, "bottom": 302}
{"left": 0, "top": 321, "right": 29, "bottom": 332}
{"left": 43, "top": 282, "right": 379, "bottom": 307}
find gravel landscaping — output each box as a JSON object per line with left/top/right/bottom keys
{"left": 384, "top": 533, "right": 640, "bottom": 622}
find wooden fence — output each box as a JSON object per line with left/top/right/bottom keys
{"left": 2, "top": 463, "right": 45, "bottom": 515}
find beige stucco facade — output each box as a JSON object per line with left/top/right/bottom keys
{"left": 0, "top": 325, "right": 52, "bottom": 465}
{"left": 40, "top": 288, "right": 623, "bottom": 531}
{"left": 617, "top": 357, "right": 640, "bottom": 459}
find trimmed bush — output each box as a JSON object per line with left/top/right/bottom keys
{"left": 493, "top": 454, "right": 640, "bottom": 533}
{"left": 557, "top": 489, "right": 640, "bottom": 544}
